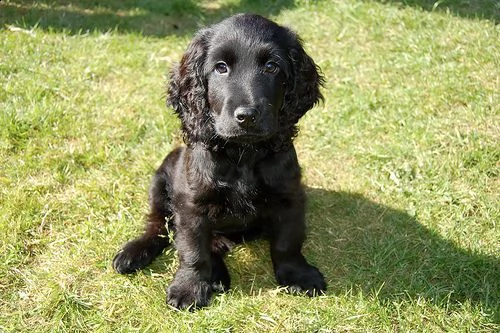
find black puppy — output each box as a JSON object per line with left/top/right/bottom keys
{"left": 113, "top": 14, "right": 326, "bottom": 310}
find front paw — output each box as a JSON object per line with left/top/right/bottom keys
{"left": 167, "top": 271, "right": 212, "bottom": 310}
{"left": 112, "top": 237, "right": 166, "bottom": 274}
{"left": 276, "top": 263, "right": 326, "bottom": 296}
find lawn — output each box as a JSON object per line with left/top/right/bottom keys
{"left": 1, "top": 0, "right": 499, "bottom": 331}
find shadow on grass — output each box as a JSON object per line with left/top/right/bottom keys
{"left": 370, "top": 0, "right": 499, "bottom": 23}
{"left": 1, "top": 0, "right": 497, "bottom": 36}
{"left": 148, "top": 188, "right": 498, "bottom": 320}
{"left": 0, "top": 0, "right": 295, "bottom": 37}
{"left": 301, "top": 188, "right": 499, "bottom": 321}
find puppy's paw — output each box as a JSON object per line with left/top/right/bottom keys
{"left": 167, "top": 274, "right": 212, "bottom": 310}
{"left": 112, "top": 237, "right": 166, "bottom": 274}
{"left": 276, "top": 263, "right": 326, "bottom": 297}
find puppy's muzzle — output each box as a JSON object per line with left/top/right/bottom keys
{"left": 234, "top": 107, "right": 260, "bottom": 129}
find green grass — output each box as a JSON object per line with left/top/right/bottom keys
{"left": 1, "top": 0, "right": 499, "bottom": 331}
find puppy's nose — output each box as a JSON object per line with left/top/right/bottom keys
{"left": 234, "top": 107, "right": 259, "bottom": 128}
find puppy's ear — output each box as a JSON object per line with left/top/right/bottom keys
{"left": 282, "top": 38, "right": 324, "bottom": 125}
{"left": 167, "top": 28, "right": 213, "bottom": 144}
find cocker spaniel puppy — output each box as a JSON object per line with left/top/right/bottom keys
{"left": 113, "top": 13, "right": 326, "bottom": 310}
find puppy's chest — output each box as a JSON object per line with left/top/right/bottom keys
{"left": 200, "top": 163, "right": 261, "bottom": 221}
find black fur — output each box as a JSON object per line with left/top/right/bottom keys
{"left": 113, "top": 14, "right": 326, "bottom": 310}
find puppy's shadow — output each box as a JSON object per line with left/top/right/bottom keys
{"left": 145, "top": 187, "right": 498, "bottom": 321}
{"left": 302, "top": 188, "right": 499, "bottom": 321}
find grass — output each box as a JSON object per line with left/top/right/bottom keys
{"left": 1, "top": 0, "right": 499, "bottom": 331}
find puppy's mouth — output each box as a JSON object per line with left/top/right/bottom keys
{"left": 213, "top": 112, "right": 278, "bottom": 144}
{"left": 218, "top": 131, "right": 274, "bottom": 144}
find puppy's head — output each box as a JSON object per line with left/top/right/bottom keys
{"left": 167, "top": 14, "right": 323, "bottom": 149}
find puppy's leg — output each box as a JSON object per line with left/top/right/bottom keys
{"left": 113, "top": 170, "right": 172, "bottom": 274}
{"left": 268, "top": 196, "right": 326, "bottom": 296}
{"left": 166, "top": 214, "right": 213, "bottom": 310}
{"left": 210, "top": 234, "right": 235, "bottom": 292}
{"left": 210, "top": 253, "right": 230, "bottom": 292}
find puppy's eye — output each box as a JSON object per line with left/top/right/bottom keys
{"left": 215, "top": 62, "right": 229, "bottom": 74}
{"left": 264, "top": 61, "right": 279, "bottom": 74}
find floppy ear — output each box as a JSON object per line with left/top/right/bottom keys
{"left": 167, "top": 28, "right": 213, "bottom": 144}
{"left": 281, "top": 38, "right": 324, "bottom": 127}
